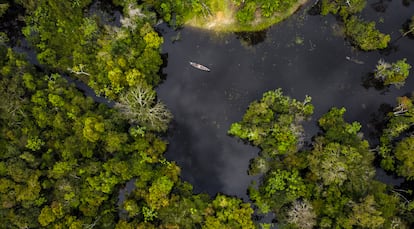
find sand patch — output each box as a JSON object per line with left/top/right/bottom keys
{"left": 205, "top": 11, "right": 235, "bottom": 29}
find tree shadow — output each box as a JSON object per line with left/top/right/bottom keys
{"left": 370, "top": 0, "right": 391, "bottom": 13}
{"left": 367, "top": 103, "right": 393, "bottom": 143}
{"left": 159, "top": 52, "right": 169, "bottom": 82}
{"left": 402, "top": 0, "right": 414, "bottom": 7}
{"left": 397, "top": 179, "right": 414, "bottom": 200}
{"left": 377, "top": 42, "right": 399, "bottom": 56}
{"left": 401, "top": 18, "right": 414, "bottom": 40}
{"left": 235, "top": 29, "right": 268, "bottom": 47}
{"left": 361, "top": 72, "right": 390, "bottom": 92}
{"left": 307, "top": 1, "right": 322, "bottom": 16}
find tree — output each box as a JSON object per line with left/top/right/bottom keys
{"left": 236, "top": 2, "right": 257, "bottom": 24}
{"left": 319, "top": 0, "right": 366, "bottom": 17}
{"left": 115, "top": 86, "right": 173, "bottom": 132}
{"left": 249, "top": 169, "right": 308, "bottom": 214}
{"left": 0, "top": 3, "right": 8, "bottom": 17}
{"left": 344, "top": 16, "right": 390, "bottom": 51}
{"left": 393, "top": 136, "right": 414, "bottom": 179}
{"left": 147, "top": 176, "right": 174, "bottom": 210}
{"left": 228, "top": 89, "right": 313, "bottom": 156}
{"left": 403, "top": 15, "right": 414, "bottom": 37}
{"left": 349, "top": 195, "right": 385, "bottom": 228}
{"left": 202, "top": 194, "right": 255, "bottom": 229}
{"left": 285, "top": 200, "right": 317, "bottom": 229}
{"left": 310, "top": 108, "right": 376, "bottom": 193}
{"left": 380, "top": 95, "right": 414, "bottom": 177}
{"left": 374, "top": 59, "right": 411, "bottom": 88}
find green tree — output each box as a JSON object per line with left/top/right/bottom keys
{"left": 348, "top": 195, "right": 385, "bottom": 228}
{"left": 0, "top": 3, "right": 9, "bottom": 17}
{"left": 236, "top": 2, "right": 257, "bottom": 24}
{"left": 374, "top": 59, "right": 412, "bottom": 88}
{"left": 344, "top": 16, "right": 390, "bottom": 51}
{"left": 228, "top": 89, "right": 313, "bottom": 157}
{"left": 319, "top": 0, "right": 366, "bottom": 17}
{"left": 249, "top": 169, "right": 308, "bottom": 214}
{"left": 202, "top": 194, "right": 255, "bottom": 229}
{"left": 380, "top": 95, "right": 414, "bottom": 178}
{"left": 393, "top": 136, "right": 414, "bottom": 179}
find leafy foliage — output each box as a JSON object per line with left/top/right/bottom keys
{"left": 344, "top": 16, "right": 390, "bottom": 51}
{"left": 21, "top": 1, "right": 163, "bottom": 99}
{"left": 319, "top": 0, "right": 366, "bottom": 17}
{"left": 318, "top": 0, "right": 390, "bottom": 51}
{"left": 0, "top": 3, "right": 8, "bottom": 17}
{"left": 203, "top": 194, "right": 255, "bottom": 229}
{"left": 228, "top": 88, "right": 313, "bottom": 157}
{"left": 374, "top": 59, "right": 412, "bottom": 88}
{"left": 0, "top": 37, "right": 254, "bottom": 229}
{"left": 229, "top": 90, "right": 313, "bottom": 221}
{"left": 234, "top": 0, "right": 298, "bottom": 21}
{"left": 380, "top": 95, "right": 414, "bottom": 180}
{"left": 229, "top": 94, "right": 411, "bottom": 227}
{"left": 143, "top": 0, "right": 303, "bottom": 31}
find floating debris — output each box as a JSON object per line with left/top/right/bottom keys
{"left": 345, "top": 56, "right": 364, "bottom": 64}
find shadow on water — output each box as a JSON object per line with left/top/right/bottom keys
{"left": 371, "top": 0, "right": 390, "bottom": 13}
{"left": 361, "top": 72, "right": 389, "bottom": 91}
{"left": 367, "top": 103, "right": 393, "bottom": 142}
{"left": 401, "top": 18, "right": 414, "bottom": 40}
{"left": 235, "top": 29, "right": 268, "bottom": 46}
{"left": 402, "top": 0, "right": 414, "bottom": 7}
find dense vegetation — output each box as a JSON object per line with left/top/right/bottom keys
{"left": 144, "top": 0, "right": 305, "bottom": 31}
{"left": 0, "top": 0, "right": 256, "bottom": 228}
{"left": 380, "top": 95, "right": 414, "bottom": 180}
{"left": 1, "top": 0, "right": 413, "bottom": 228}
{"left": 0, "top": 41, "right": 259, "bottom": 228}
{"left": 229, "top": 90, "right": 414, "bottom": 228}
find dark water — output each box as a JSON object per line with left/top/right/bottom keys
{"left": 157, "top": 1, "right": 414, "bottom": 199}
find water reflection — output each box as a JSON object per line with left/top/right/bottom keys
{"left": 157, "top": 1, "right": 414, "bottom": 199}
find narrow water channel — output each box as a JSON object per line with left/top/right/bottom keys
{"left": 156, "top": 1, "right": 414, "bottom": 199}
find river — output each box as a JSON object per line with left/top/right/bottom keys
{"left": 156, "top": 0, "right": 414, "bottom": 200}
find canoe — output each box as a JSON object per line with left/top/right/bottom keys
{"left": 189, "top": 61, "right": 211, "bottom": 72}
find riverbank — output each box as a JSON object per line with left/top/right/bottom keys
{"left": 185, "top": 0, "right": 309, "bottom": 32}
